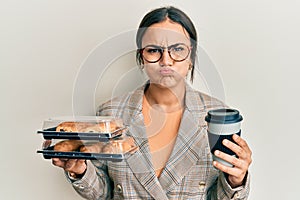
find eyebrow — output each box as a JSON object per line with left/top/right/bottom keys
{"left": 143, "top": 43, "right": 186, "bottom": 49}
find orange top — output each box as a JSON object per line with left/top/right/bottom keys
{"left": 142, "top": 95, "right": 183, "bottom": 177}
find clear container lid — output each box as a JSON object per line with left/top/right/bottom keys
{"left": 38, "top": 116, "right": 125, "bottom": 140}
{"left": 42, "top": 116, "right": 124, "bottom": 132}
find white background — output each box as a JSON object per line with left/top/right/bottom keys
{"left": 1, "top": 0, "right": 300, "bottom": 199}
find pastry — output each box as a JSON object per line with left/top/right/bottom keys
{"left": 101, "top": 143, "right": 116, "bottom": 154}
{"left": 55, "top": 122, "right": 91, "bottom": 132}
{"left": 55, "top": 121, "right": 118, "bottom": 133}
{"left": 80, "top": 142, "right": 105, "bottom": 153}
{"left": 80, "top": 123, "right": 116, "bottom": 133}
{"left": 54, "top": 140, "right": 83, "bottom": 152}
{"left": 102, "top": 138, "right": 135, "bottom": 154}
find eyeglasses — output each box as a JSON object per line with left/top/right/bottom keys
{"left": 140, "top": 43, "right": 191, "bottom": 63}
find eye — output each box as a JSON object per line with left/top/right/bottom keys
{"left": 172, "top": 46, "right": 184, "bottom": 52}
{"left": 145, "top": 48, "right": 161, "bottom": 54}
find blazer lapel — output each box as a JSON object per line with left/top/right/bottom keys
{"left": 158, "top": 108, "right": 208, "bottom": 192}
{"left": 125, "top": 112, "right": 168, "bottom": 200}
{"left": 158, "top": 84, "right": 209, "bottom": 192}
{"left": 124, "top": 84, "right": 169, "bottom": 200}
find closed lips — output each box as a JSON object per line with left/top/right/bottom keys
{"left": 159, "top": 68, "right": 174, "bottom": 75}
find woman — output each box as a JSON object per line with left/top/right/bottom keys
{"left": 52, "top": 6, "right": 252, "bottom": 199}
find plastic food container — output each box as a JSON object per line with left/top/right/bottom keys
{"left": 37, "top": 116, "right": 138, "bottom": 162}
{"left": 37, "top": 136, "right": 138, "bottom": 161}
{"left": 37, "top": 116, "right": 125, "bottom": 140}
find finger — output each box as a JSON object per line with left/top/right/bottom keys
{"left": 213, "top": 160, "right": 247, "bottom": 187}
{"left": 77, "top": 159, "right": 86, "bottom": 164}
{"left": 52, "top": 158, "right": 66, "bottom": 168}
{"left": 64, "top": 159, "right": 77, "bottom": 171}
{"left": 69, "top": 160, "right": 87, "bottom": 175}
{"left": 213, "top": 160, "right": 240, "bottom": 176}
{"left": 214, "top": 150, "right": 244, "bottom": 169}
{"left": 222, "top": 139, "right": 245, "bottom": 159}
{"left": 52, "top": 158, "right": 60, "bottom": 162}
{"left": 76, "top": 160, "right": 87, "bottom": 173}
{"left": 232, "top": 134, "right": 252, "bottom": 155}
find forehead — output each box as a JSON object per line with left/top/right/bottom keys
{"left": 142, "top": 20, "right": 191, "bottom": 47}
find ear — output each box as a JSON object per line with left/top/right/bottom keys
{"left": 188, "top": 61, "right": 193, "bottom": 70}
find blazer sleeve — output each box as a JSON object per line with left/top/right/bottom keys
{"left": 66, "top": 160, "right": 112, "bottom": 200}
{"left": 207, "top": 171, "right": 250, "bottom": 199}
{"left": 66, "top": 99, "right": 122, "bottom": 199}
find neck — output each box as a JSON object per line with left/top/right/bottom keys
{"left": 145, "top": 83, "right": 185, "bottom": 112}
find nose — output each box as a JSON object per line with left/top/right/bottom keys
{"left": 159, "top": 49, "right": 173, "bottom": 66}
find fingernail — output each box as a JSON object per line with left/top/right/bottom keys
{"left": 233, "top": 134, "right": 239, "bottom": 139}
{"left": 223, "top": 139, "right": 228, "bottom": 145}
{"left": 215, "top": 150, "right": 220, "bottom": 155}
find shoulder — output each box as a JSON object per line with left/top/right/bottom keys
{"left": 199, "top": 91, "right": 225, "bottom": 107}
{"left": 96, "top": 93, "right": 132, "bottom": 117}
{"left": 186, "top": 85, "right": 227, "bottom": 111}
{"left": 96, "top": 84, "right": 145, "bottom": 117}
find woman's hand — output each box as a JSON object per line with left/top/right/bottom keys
{"left": 213, "top": 134, "right": 252, "bottom": 188}
{"left": 52, "top": 158, "right": 87, "bottom": 178}
{"left": 52, "top": 140, "right": 87, "bottom": 178}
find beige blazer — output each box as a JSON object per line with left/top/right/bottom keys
{"left": 69, "top": 83, "right": 250, "bottom": 200}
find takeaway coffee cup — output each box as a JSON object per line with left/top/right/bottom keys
{"left": 205, "top": 108, "right": 243, "bottom": 167}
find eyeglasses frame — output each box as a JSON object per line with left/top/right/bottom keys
{"left": 139, "top": 43, "right": 192, "bottom": 63}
